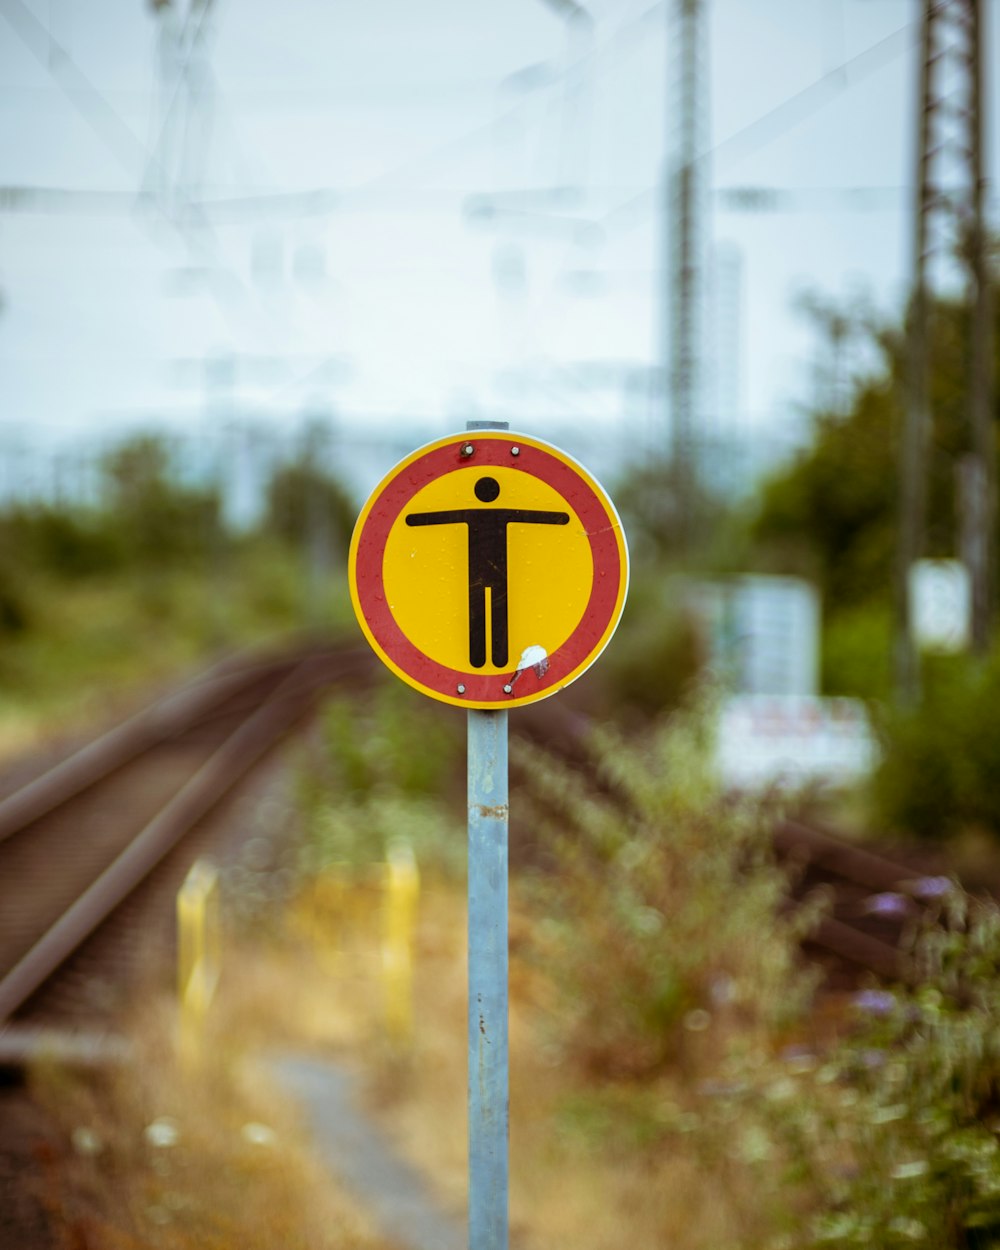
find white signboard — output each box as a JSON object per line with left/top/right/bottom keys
{"left": 716, "top": 694, "right": 877, "bottom": 789}
{"left": 909, "top": 559, "right": 971, "bottom": 653}
{"left": 692, "top": 576, "right": 820, "bottom": 697}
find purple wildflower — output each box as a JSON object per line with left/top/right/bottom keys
{"left": 852, "top": 989, "right": 896, "bottom": 1015}
{"left": 865, "top": 893, "right": 912, "bottom": 917}
{"left": 912, "top": 875, "right": 952, "bottom": 900}
{"left": 779, "top": 1044, "right": 815, "bottom": 1063}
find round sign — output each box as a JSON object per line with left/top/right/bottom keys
{"left": 348, "top": 430, "right": 629, "bottom": 709}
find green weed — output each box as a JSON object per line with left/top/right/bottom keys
{"left": 513, "top": 694, "right": 818, "bottom": 1079}
{"left": 703, "top": 885, "right": 1000, "bottom": 1248}
{"left": 298, "top": 685, "right": 464, "bottom": 877}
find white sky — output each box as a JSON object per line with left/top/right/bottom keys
{"left": 0, "top": 0, "right": 997, "bottom": 477}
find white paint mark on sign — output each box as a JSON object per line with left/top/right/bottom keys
{"left": 516, "top": 645, "right": 549, "bottom": 675}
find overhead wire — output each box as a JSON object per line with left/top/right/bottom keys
{"left": 1, "top": 0, "right": 157, "bottom": 180}
{"left": 0, "top": 5, "right": 920, "bottom": 227}
{"left": 143, "top": 13, "right": 920, "bottom": 230}
{"left": 0, "top": 1, "right": 654, "bottom": 224}
{"left": 603, "top": 17, "right": 918, "bottom": 234}
{"left": 0, "top": 1, "right": 938, "bottom": 421}
{"left": 0, "top": 0, "right": 277, "bottom": 352}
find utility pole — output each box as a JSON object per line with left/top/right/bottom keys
{"left": 967, "top": 0, "right": 995, "bottom": 659}
{"left": 665, "top": 0, "right": 708, "bottom": 548}
{"left": 896, "top": 0, "right": 995, "bottom": 703}
{"left": 895, "top": 0, "right": 933, "bottom": 705}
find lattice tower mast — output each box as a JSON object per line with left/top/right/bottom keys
{"left": 144, "top": 0, "right": 217, "bottom": 226}
{"left": 665, "top": 0, "right": 709, "bottom": 543}
{"left": 896, "top": 0, "right": 995, "bottom": 701}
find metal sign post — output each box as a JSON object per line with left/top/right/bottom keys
{"left": 467, "top": 707, "right": 508, "bottom": 1250}
{"left": 463, "top": 416, "right": 510, "bottom": 1250}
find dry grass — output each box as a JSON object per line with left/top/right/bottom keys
{"left": 27, "top": 955, "right": 396, "bottom": 1250}
{"left": 0, "top": 550, "right": 321, "bottom": 767}
{"left": 26, "top": 870, "right": 792, "bottom": 1250}
{"left": 306, "top": 880, "right": 785, "bottom": 1250}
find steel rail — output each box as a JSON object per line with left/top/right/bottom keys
{"left": 0, "top": 651, "right": 294, "bottom": 846}
{"left": 511, "top": 708, "right": 939, "bottom": 984}
{"left": 775, "top": 818, "right": 923, "bottom": 896}
{"left": 0, "top": 653, "right": 328, "bottom": 1021}
{"left": 809, "top": 914, "right": 907, "bottom": 982}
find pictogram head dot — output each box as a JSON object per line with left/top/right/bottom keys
{"left": 474, "top": 476, "right": 501, "bottom": 503}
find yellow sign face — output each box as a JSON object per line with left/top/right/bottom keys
{"left": 349, "top": 431, "right": 628, "bottom": 709}
{"left": 383, "top": 465, "right": 593, "bottom": 675}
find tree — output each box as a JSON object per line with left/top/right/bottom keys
{"left": 752, "top": 286, "right": 1000, "bottom": 614}
{"left": 263, "top": 443, "right": 356, "bottom": 565}
{"left": 99, "top": 434, "right": 221, "bottom": 564}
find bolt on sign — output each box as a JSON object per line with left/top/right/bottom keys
{"left": 349, "top": 431, "right": 629, "bottom": 708}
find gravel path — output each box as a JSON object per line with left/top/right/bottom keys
{"left": 271, "top": 1054, "right": 466, "bottom": 1250}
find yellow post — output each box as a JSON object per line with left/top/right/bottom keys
{"left": 176, "top": 859, "right": 221, "bottom": 1067}
{"left": 381, "top": 841, "right": 419, "bottom": 1044}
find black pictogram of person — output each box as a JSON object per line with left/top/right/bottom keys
{"left": 405, "top": 476, "right": 569, "bottom": 669}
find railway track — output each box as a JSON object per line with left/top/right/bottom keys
{"left": 0, "top": 639, "right": 382, "bottom": 1250}
{"left": 0, "top": 639, "right": 374, "bottom": 1044}
{"left": 776, "top": 816, "right": 955, "bottom": 986}
{"left": 512, "top": 696, "right": 967, "bottom": 989}
{"left": 0, "top": 655, "right": 972, "bottom": 1039}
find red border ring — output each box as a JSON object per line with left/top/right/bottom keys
{"left": 349, "top": 432, "right": 628, "bottom": 708}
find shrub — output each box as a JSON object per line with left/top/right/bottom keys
{"left": 822, "top": 602, "right": 894, "bottom": 701}
{"left": 596, "top": 569, "right": 704, "bottom": 720}
{"left": 263, "top": 460, "right": 356, "bottom": 564}
{"left": 707, "top": 885, "right": 1000, "bottom": 1249}
{"left": 0, "top": 506, "right": 124, "bottom": 579}
{"left": 0, "top": 559, "right": 30, "bottom": 633}
{"left": 514, "top": 696, "right": 817, "bottom": 1079}
{"left": 99, "top": 434, "right": 222, "bottom": 567}
{"left": 298, "top": 685, "right": 465, "bottom": 877}
{"left": 874, "top": 650, "right": 1000, "bottom": 838}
